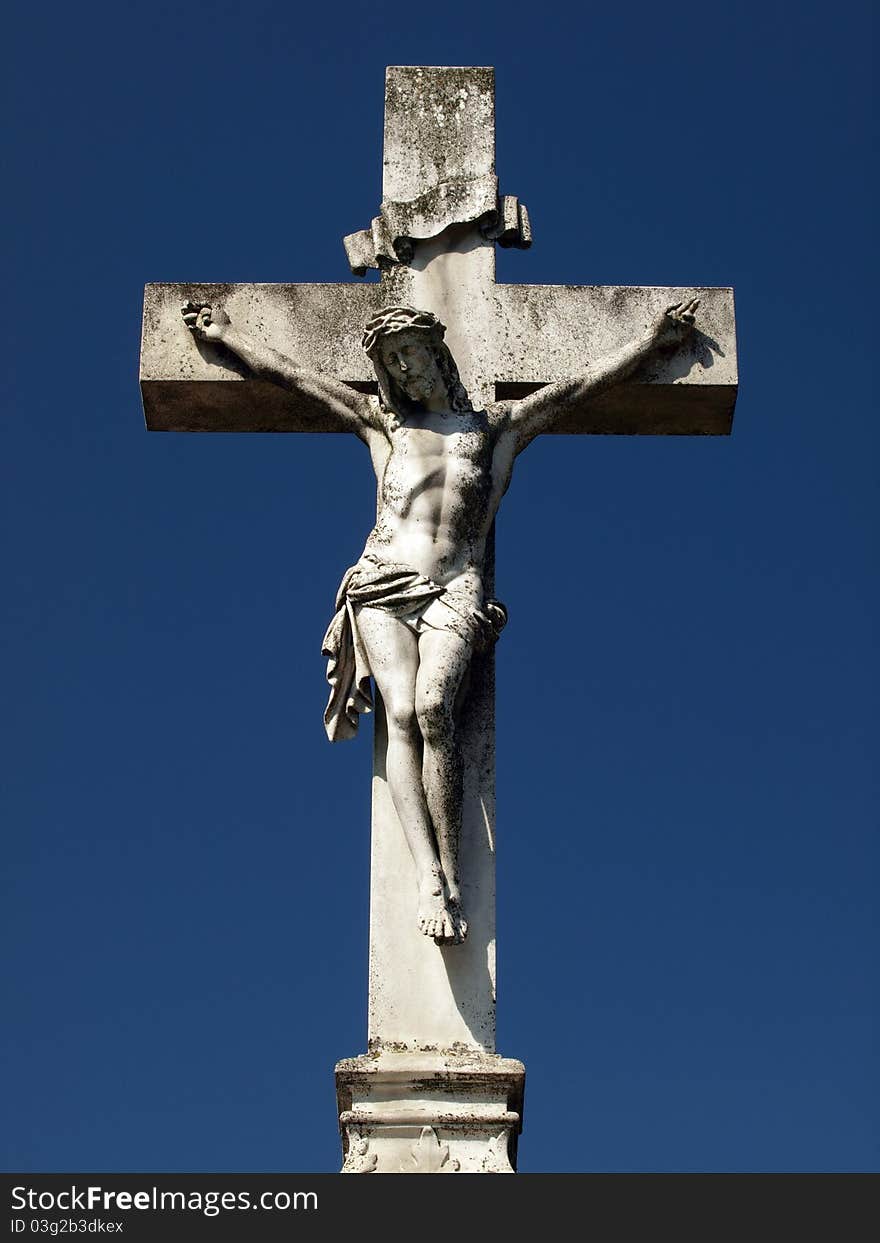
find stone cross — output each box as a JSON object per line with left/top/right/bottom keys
{"left": 140, "top": 65, "right": 737, "bottom": 1174}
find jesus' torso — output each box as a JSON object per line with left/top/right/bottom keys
{"left": 362, "top": 406, "right": 516, "bottom": 598}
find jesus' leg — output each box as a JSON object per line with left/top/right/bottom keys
{"left": 414, "top": 626, "right": 474, "bottom": 943}
{"left": 354, "top": 606, "right": 459, "bottom": 942}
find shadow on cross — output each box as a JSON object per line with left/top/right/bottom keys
{"left": 642, "top": 327, "right": 722, "bottom": 382}
{"left": 187, "top": 332, "right": 251, "bottom": 378}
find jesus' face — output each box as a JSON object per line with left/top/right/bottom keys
{"left": 378, "top": 330, "right": 444, "bottom": 407}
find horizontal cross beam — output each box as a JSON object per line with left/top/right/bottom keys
{"left": 140, "top": 280, "right": 736, "bottom": 435}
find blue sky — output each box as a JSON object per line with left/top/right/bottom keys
{"left": 3, "top": 0, "right": 876, "bottom": 1172}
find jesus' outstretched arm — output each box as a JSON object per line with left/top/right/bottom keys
{"left": 181, "top": 301, "right": 377, "bottom": 439}
{"left": 505, "top": 298, "right": 700, "bottom": 453}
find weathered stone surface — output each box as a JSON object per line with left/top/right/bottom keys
{"left": 383, "top": 66, "right": 496, "bottom": 206}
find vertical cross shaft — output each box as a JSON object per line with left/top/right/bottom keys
{"left": 337, "top": 71, "right": 526, "bottom": 1175}
{"left": 361, "top": 67, "right": 510, "bottom": 1053}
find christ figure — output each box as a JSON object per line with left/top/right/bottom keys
{"left": 182, "top": 298, "right": 699, "bottom": 945}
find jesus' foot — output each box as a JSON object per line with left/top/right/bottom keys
{"left": 417, "top": 870, "right": 464, "bottom": 945}
{"left": 445, "top": 893, "right": 468, "bottom": 944}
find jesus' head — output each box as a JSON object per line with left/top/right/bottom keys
{"left": 361, "top": 306, "right": 472, "bottom": 418}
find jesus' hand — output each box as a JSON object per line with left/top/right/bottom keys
{"left": 181, "top": 300, "right": 231, "bottom": 342}
{"left": 652, "top": 298, "right": 699, "bottom": 349}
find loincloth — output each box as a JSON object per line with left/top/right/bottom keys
{"left": 321, "top": 553, "right": 507, "bottom": 741}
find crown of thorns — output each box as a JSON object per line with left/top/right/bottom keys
{"left": 361, "top": 306, "right": 446, "bottom": 358}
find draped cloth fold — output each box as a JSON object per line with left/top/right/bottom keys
{"left": 321, "top": 555, "right": 507, "bottom": 741}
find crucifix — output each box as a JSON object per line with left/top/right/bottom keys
{"left": 140, "top": 65, "right": 737, "bottom": 1174}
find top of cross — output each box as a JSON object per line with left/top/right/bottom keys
{"left": 140, "top": 65, "right": 736, "bottom": 434}
{"left": 343, "top": 66, "right": 531, "bottom": 275}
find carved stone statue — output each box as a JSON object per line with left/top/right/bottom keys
{"left": 181, "top": 297, "right": 699, "bottom": 945}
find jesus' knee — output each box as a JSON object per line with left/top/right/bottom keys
{"left": 415, "top": 690, "right": 455, "bottom": 747}
{"left": 383, "top": 697, "right": 419, "bottom": 742}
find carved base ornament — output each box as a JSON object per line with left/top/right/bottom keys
{"left": 336, "top": 1052, "right": 524, "bottom": 1174}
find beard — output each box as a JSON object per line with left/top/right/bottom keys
{"left": 400, "top": 375, "right": 437, "bottom": 403}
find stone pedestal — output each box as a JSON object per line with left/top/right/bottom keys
{"left": 336, "top": 1052, "right": 525, "bottom": 1174}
